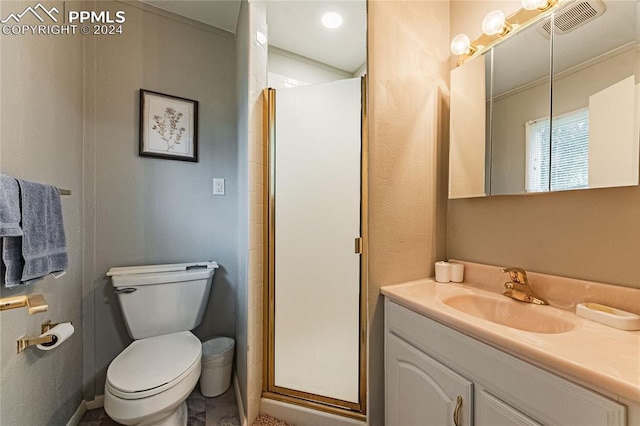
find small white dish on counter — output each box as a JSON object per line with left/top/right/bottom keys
{"left": 576, "top": 303, "right": 640, "bottom": 331}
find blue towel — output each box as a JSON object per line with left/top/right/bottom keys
{"left": 0, "top": 175, "right": 23, "bottom": 237}
{"left": 2, "top": 236, "right": 25, "bottom": 287}
{"left": 1, "top": 178, "right": 68, "bottom": 287}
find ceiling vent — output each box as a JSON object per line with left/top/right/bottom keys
{"left": 536, "top": 0, "right": 606, "bottom": 38}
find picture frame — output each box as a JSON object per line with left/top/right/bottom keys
{"left": 139, "top": 89, "right": 198, "bottom": 162}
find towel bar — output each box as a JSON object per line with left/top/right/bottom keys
{"left": 56, "top": 188, "right": 71, "bottom": 195}
{"left": 0, "top": 294, "right": 48, "bottom": 314}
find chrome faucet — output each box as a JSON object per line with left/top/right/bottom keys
{"left": 502, "top": 267, "right": 549, "bottom": 305}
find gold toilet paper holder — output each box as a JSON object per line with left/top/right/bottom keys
{"left": 16, "top": 320, "right": 69, "bottom": 353}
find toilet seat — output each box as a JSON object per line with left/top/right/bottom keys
{"left": 106, "top": 331, "right": 201, "bottom": 400}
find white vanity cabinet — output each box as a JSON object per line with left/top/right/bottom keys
{"left": 385, "top": 298, "right": 627, "bottom": 426}
{"left": 386, "top": 332, "right": 473, "bottom": 425}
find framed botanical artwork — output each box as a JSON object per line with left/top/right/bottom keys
{"left": 139, "top": 89, "right": 198, "bottom": 162}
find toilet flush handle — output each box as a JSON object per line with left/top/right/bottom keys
{"left": 114, "top": 287, "right": 137, "bottom": 294}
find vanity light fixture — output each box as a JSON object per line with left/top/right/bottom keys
{"left": 521, "top": 0, "right": 555, "bottom": 11}
{"left": 482, "top": 10, "right": 512, "bottom": 36}
{"left": 451, "top": 0, "right": 562, "bottom": 64}
{"left": 450, "top": 34, "right": 477, "bottom": 56}
{"left": 322, "top": 12, "right": 343, "bottom": 29}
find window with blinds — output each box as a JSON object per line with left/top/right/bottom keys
{"left": 525, "top": 108, "right": 589, "bottom": 192}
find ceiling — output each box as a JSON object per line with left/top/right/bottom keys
{"left": 139, "top": 0, "right": 366, "bottom": 74}
{"left": 266, "top": 1, "right": 367, "bottom": 73}
{"left": 139, "top": 0, "right": 241, "bottom": 34}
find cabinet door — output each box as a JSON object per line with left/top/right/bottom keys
{"left": 476, "top": 388, "right": 542, "bottom": 426}
{"left": 386, "top": 333, "right": 473, "bottom": 426}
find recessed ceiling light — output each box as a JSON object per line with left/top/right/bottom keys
{"left": 322, "top": 12, "right": 343, "bottom": 29}
{"left": 284, "top": 78, "right": 298, "bottom": 88}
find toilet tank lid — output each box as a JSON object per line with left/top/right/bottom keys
{"left": 106, "top": 261, "right": 219, "bottom": 277}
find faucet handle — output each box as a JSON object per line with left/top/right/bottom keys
{"left": 501, "top": 267, "right": 528, "bottom": 285}
{"left": 501, "top": 267, "right": 549, "bottom": 305}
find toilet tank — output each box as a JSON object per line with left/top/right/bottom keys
{"left": 107, "top": 262, "right": 218, "bottom": 339}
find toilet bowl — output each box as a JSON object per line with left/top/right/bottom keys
{"left": 104, "top": 332, "right": 202, "bottom": 426}
{"left": 104, "top": 262, "right": 218, "bottom": 426}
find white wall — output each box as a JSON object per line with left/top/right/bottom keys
{"left": 268, "top": 46, "right": 352, "bottom": 89}
{"left": 246, "top": 1, "right": 268, "bottom": 422}
{"left": 235, "top": 0, "right": 268, "bottom": 422}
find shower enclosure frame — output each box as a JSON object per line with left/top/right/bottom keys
{"left": 262, "top": 77, "right": 368, "bottom": 420}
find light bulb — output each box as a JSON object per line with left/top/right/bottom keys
{"left": 521, "top": 0, "right": 549, "bottom": 10}
{"left": 322, "top": 12, "right": 343, "bottom": 29}
{"left": 482, "top": 10, "right": 507, "bottom": 35}
{"left": 450, "top": 34, "right": 472, "bottom": 56}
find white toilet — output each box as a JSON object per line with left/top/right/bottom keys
{"left": 104, "top": 261, "right": 218, "bottom": 426}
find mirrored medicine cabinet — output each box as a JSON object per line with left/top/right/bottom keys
{"left": 449, "top": 0, "right": 640, "bottom": 199}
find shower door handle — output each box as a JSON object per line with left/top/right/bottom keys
{"left": 354, "top": 237, "right": 363, "bottom": 254}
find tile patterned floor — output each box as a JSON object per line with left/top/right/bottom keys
{"left": 78, "top": 386, "right": 239, "bottom": 426}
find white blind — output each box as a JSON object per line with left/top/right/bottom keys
{"left": 525, "top": 109, "right": 589, "bottom": 192}
{"left": 525, "top": 119, "right": 551, "bottom": 192}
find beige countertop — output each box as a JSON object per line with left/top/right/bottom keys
{"left": 381, "top": 278, "right": 640, "bottom": 403}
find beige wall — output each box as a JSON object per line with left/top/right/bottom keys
{"left": 367, "top": 0, "right": 450, "bottom": 423}
{"left": 448, "top": 2, "right": 640, "bottom": 288}
{"left": 0, "top": 1, "right": 84, "bottom": 424}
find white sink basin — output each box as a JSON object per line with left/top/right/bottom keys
{"left": 442, "top": 293, "right": 576, "bottom": 334}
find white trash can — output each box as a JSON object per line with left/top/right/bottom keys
{"left": 200, "top": 337, "right": 235, "bottom": 397}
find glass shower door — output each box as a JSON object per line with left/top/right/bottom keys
{"left": 266, "top": 77, "right": 364, "bottom": 412}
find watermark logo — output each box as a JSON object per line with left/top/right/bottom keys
{"left": 1, "top": 2, "right": 125, "bottom": 36}
{"left": 1, "top": 2, "right": 59, "bottom": 24}
{"left": 68, "top": 10, "right": 125, "bottom": 24}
